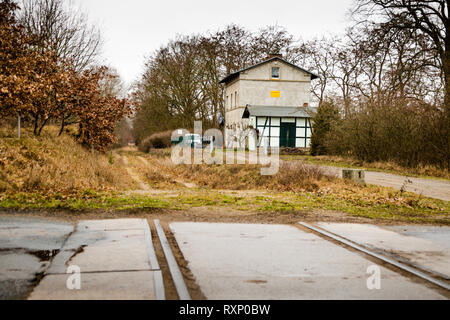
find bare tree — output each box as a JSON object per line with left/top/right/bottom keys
{"left": 351, "top": 24, "right": 440, "bottom": 104}
{"left": 198, "top": 36, "right": 225, "bottom": 127}
{"left": 99, "top": 67, "right": 126, "bottom": 98}
{"left": 19, "top": 0, "right": 102, "bottom": 71}
{"left": 296, "top": 38, "right": 337, "bottom": 106}
{"left": 213, "top": 24, "right": 253, "bottom": 75}
{"left": 250, "top": 25, "right": 296, "bottom": 61}
{"left": 353, "top": 0, "right": 449, "bottom": 110}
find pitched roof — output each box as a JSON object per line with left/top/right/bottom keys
{"left": 242, "top": 105, "right": 317, "bottom": 119}
{"left": 219, "top": 56, "right": 319, "bottom": 84}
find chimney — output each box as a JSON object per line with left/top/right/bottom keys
{"left": 265, "top": 53, "right": 283, "bottom": 61}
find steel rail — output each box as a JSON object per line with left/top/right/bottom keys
{"left": 154, "top": 219, "right": 191, "bottom": 300}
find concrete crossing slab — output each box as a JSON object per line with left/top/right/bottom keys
{"left": 170, "top": 222, "right": 446, "bottom": 300}
{"left": 0, "top": 252, "right": 42, "bottom": 300}
{"left": 28, "top": 219, "right": 164, "bottom": 300}
{"left": 0, "top": 217, "right": 73, "bottom": 251}
{"left": 49, "top": 229, "right": 151, "bottom": 273}
{"left": 77, "top": 219, "right": 147, "bottom": 231}
{"left": 317, "top": 223, "right": 450, "bottom": 279}
{"left": 0, "top": 217, "right": 73, "bottom": 300}
{"left": 385, "top": 225, "right": 450, "bottom": 249}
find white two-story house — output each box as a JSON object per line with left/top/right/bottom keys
{"left": 220, "top": 54, "right": 318, "bottom": 150}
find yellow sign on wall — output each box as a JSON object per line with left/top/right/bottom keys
{"left": 270, "top": 91, "right": 280, "bottom": 98}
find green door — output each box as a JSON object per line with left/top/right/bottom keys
{"left": 280, "top": 122, "right": 296, "bottom": 147}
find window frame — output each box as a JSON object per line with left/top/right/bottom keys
{"left": 271, "top": 67, "right": 280, "bottom": 80}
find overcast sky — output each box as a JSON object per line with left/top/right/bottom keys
{"left": 71, "top": 0, "right": 355, "bottom": 87}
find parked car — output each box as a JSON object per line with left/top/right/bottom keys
{"left": 182, "top": 134, "right": 202, "bottom": 148}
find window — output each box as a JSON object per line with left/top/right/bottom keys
{"left": 226, "top": 95, "right": 228, "bottom": 109}
{"left": 295, "top": 118, "right": 312, "bottom": 148}
{"left": 271, "top": 67, "right": 280, "bottom": 79}
{"left": 231, "top": 93, "right": 233, "bottom": 108}
{"left": 255, "top": 117, "right": 280, "bottom": 148}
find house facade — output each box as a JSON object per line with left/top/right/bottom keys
{"left": 220, "top": 55, "right": 318, "bottom": 150}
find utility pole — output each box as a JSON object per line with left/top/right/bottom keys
{"left": 17, "top": 114, "right": 21, "bottom": 139}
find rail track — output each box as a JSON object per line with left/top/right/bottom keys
{"left": 299, "top": 222, "right": 450, "bottom": 292}
{"left": 151, "top": 220, "right": 449, "bottom": 299}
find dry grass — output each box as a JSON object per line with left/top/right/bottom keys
{"left": 1, "top": 143, "right": 447, "bottom": 224}
{"left": 128, "top": 149, "right": 331, "bottom": 192}
{"left": 273, "top": 162, "right": 328, "bottom": 192}
{"left": 125, "top": 150, "right": 447, "bottom": 215}
{"left": 115, "top": 150, "right": 181, "bottom": 189}
{"left": 0, "top": 126, "right": 134, "bottom": 194}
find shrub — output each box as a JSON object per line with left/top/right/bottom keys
{"left": 273, "top": 162, "right": 328, "bottom": 192}
{"left": 324, "top": 99, "right": 450, "bottom": 170}
{"left": 138, "top": 131, "right": 172, "bottom": 153}
{"left": 310, "top": 99, "right": 341, "bottom": 156}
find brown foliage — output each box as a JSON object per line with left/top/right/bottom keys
{"left": 272, "top": 162, "right": 325, "bottom": 192}
{"left": 0, "top": 2, "right": 131, "bottom": 151}
{"left": 72, "top": 68, "right": 132, "bottom": 151}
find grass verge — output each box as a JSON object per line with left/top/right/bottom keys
{"left": 1, "top": 188, "right": 448, "bottom": 225}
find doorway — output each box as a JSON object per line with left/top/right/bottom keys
{"left": 280, "top": 122, "right": 296, "bottom": 147}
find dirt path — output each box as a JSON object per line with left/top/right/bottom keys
{"left": 117, "top": 153, "right": 197, "bottom": 195}
{"left": 122, "top": 156, "right": 151, "bottom": 192}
